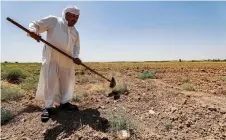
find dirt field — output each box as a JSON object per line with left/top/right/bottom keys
{"left": 1, "top": 62, "right": 226, "bottom": 140}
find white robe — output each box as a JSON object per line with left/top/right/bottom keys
{"left": 29, "top": 15, "right": 80, "bottom": 108}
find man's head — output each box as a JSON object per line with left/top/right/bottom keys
{"left": 65, "top": 12, "right": 79, "bottom": 26}
{"left": 62, "top": 5, "right": 80, "bottom": 27}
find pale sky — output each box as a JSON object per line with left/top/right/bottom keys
{"left": 1, "top": 1, "right": 226, "bottom": 62}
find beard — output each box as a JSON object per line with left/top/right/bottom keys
{"left": 68, "top": 20, "right": 77, "bottom": 26}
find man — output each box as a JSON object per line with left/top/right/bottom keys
{"left": 28, "top": 5, "right": 82, "bottom": 122}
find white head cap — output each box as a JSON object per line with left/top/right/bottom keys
{"left": 62, "top": 5, "right": 80, "bottom": 23}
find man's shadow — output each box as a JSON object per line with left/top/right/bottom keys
{"left": 44, "top": 107, "right": 110, "bottom": 140}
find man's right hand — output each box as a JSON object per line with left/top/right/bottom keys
{"left": 73, "top": 58, "right": 82, "bottom": 65}
{"left": 27, "top": 31, "right": 41, "bottom": 42}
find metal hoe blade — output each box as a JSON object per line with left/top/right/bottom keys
{"left": 110, "top": 77, "right": 116, "bottom": 88}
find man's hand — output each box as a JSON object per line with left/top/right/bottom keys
{"left": 73, "top": 58, "right": 82, "bottom": 65}
{"left": 27, "top": 31, "right": 41, "bottom": 42}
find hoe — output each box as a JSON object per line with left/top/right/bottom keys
{"left": 6, "top": 17, "right": 116, "bottom": 88}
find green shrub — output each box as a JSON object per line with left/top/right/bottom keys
{"left": 138, "top": 70, "right": 156, "bottom": 80}
{"left": 6, "top": 68, "right": 27, "bottom": 84}
{"left": 1, "top": 86, "right": 24, "bottom": 101}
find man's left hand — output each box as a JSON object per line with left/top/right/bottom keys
{"left": 73, "top": 58, "right": 82, "bottom": 65}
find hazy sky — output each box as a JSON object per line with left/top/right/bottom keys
{"left": 1, "top": 1, "right": 226, "bottom": 62}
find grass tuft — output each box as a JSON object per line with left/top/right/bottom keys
{"left": 6, "top": 68, "right": 27, "bottom": 84}
{"left": 138, "top": 70, "right": 156, "bottom": 80}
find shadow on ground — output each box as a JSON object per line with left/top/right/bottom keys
{"left": 44, "top": 108, "right": 109, "bottom": 140}
{"left": 1, "top": 104, "right": 43, "bottom": 125}
{"left": 1, "top": 104, "right": 109, "bottom": 139}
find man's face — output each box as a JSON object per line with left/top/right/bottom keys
{"left": 65, "top": 12, "right": 79, "bottom": 27}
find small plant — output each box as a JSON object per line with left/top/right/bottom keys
{"left": 138, "top": 70, "right": 156, "bottom": 80}
{"left": 183, "top": 78, "right": 191, "bottom": 83}
{"left": 183, "top": 83, "right": 195, "bottom": 91}
{"left": 6, "top": 68, "right": 27, "bottom": 84}
{"left": 1, "top": 107, "right": 13, "bottom": 124}
{"left": 107, "top": 108, "right": 132, "bottom": 132}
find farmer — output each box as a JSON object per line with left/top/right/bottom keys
{"left": 28, "top": 5, "right": 81, "bottom": 122}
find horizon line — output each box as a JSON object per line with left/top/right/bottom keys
{"left": 1, "top": 58, "right": 226, "bottom": 63}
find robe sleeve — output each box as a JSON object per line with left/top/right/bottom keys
{"left": 28, "top": 15, "right": 57, "bottom": 33}
{"left": 73, "top": 31, "right": 80, "bottom": 58}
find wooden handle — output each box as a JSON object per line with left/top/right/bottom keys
{"left": 7, "top": 17, "right": 31, "bottom": 34}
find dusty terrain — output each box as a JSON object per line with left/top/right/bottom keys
{"left": 1, "top": 62, "right": 226, "bottom": 140}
